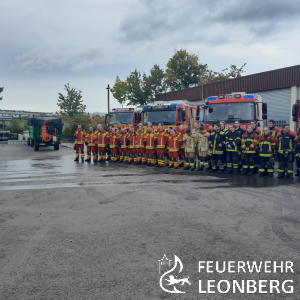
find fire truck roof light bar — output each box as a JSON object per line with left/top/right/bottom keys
{"left": 207, "top": 96, "right": 217, "bottom": 100}
{"left": 244, "top": 95, "right": 255, "bottom": 99}
{"left": 111, "top": 108, "right": 135, "bottom": 111}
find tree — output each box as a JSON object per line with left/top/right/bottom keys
{"left": 111, "top": 76, "right": 129, "bottom": 107}
{"left": 165, "top": 49, "right": 207, "bottom": 91}
{"left": 57, "top": 84, "right": 86, "bottom": 117}
{"left": 126, "top": 69, "right": 147, "bottom": 106}
{"left": 223, "top": 63, "right": 247, "bottom": 78}
{"left": 148, "top": 64, "right": 167, "bottom": 96}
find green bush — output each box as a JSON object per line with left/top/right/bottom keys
{"left": 9, "top": 118, "right": 29, "bottom": 134}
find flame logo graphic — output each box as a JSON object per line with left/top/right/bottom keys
{"left": 159, "top": 255, "right": 190, "bottom": 294}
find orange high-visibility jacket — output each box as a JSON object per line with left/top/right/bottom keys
{"left": 135, "top": 130, "right": 145, "bottom": 148}
{"left": 144, "top": 129, "right": 155, "bottom": 150}
{"left": 75, "top": 129, "right": 86, "bottom": 144}
{"left": 128, "top": 131, "right": 136, "bottom": 148}
{"left": 169, "top": 133, "right": 180, "bottom": 152}
{"left": 154, "top": 129, "right": 168, "bottom": 148}
{"left": 85, "top": 131, "right": 95, "bottom": 146}
{"left": 118, "top": 131, "right": 128, "bottom": 148}
{"left": 96, "top": 130, "right": 108, "bottom": 147}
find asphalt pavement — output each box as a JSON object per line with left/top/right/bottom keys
{"left": 0, "top": 143, "right": 300, "bottom": 300}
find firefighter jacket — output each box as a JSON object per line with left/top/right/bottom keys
{"left": 118, "top": 131, "right": 128, "bottom": 149}
{"left": 241, "top": 132, "right": 258, "bottom": 153}
{"left": 258, "top": 134, "right": 277, "bottom": 157}
{"left": 234, "top": 127, "right": 245, "bottom": 138}
{"left": 128, "top": 131, "right": 136, "bottom": 148}
{"left": 208, "top": 131, "right": 225, "bottom": 154}
{"left": 74, "top": 129, "right": 86, "bottom": 144}
{"left": 178, "top": 130, "right": 186, "bottom": 149}
{"left": 155, "top": 129, "right": 168, "bottom": 149}
{"left": 85, "top": 131, "right": 95, "bottom": 146}
{"left": 276, "top": 131, "right": 298, "bottom": 154}
{"left": 183, "top": 133, "right": 196, "bottom": 153}
{"left": 135, "top": 130, "right": 145, "bottom": 148}
{"left": 169, "top": 133, "right": 180, "bottom": 152}
{"left": 225, "top": 131, "right": 241, "bottom": 152}
{"left": 109, "top": 132, "right": 119, "bottom": 148}
{"left": 253, "top": 127, "right": 261, "bottom": 137}
{"left": 96, "top": 130, "right": 108, "bottom": 147}
{"left": 269, "top": 126, "right": 280, "bottom": 138}
{"left": 221, "top": 127, "right": 229, "bottom": 135}
{"left": 198, "top": 130, "right": 210, "bottom": 152}
{"left": 296, "top": 133, "right": 300, "bottom": 152}
{"left": 94, "top": 130, "right": 99, "bottom": 146}
{"left": 144, "top": 129, "right": 156, "bottom": 150}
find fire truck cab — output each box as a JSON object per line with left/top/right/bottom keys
{"left": 105, "top": 108, "right": 141, "bottom": 129}
{"left": 201, "top": 92, "right": 267, "bottom": 131}
{"left": 142, "top": 100, "right": 197, "bottom": 131}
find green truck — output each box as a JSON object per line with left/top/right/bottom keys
{"left": 27, "top": 116, "right": 63, "bottom": 151}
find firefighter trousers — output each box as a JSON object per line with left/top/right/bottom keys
{"left": 146, "top": 149, "right": 155, "bottom": 165}
{"left": 211, "top": 154, "right": 223, "bottom": 170}
{"left": 277, "top": 152, "right": 294, "bottom": 174}
{"left": 198, "top": 151, "right": 209, "bottom": 169}
{"left": 137, "top": 148, "right": 146, "bottom": 164}
{"left": 156, "top": 148, "right": 166, "bottom": 166}
{"left": 75, "top": 144, "right": 84, "bottom": 159}
{"left": 226, "top": 151, "right": 238, "bottom": 169}
{"left": 169, "top": 151, "right": 179, "bottom": 168}
{"left": 185, "top": 152, "right": 195, "bottom": 167}
{"left": 128, "top": 148, "right": 137, "bottom": 163}
{"left": 259, "top": 156, "right": 273, "bottom": 174}
{"left": 243, "top": 153, "right": 256, "bottom": 170}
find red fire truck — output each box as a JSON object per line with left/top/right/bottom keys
{"left": 105, "top": 108, "right": 142, "bottom": 130}
{"left": 200, "top": 92, "right": 268, "bottom": 131}
{"left": 142, "top": 101, "right": 197, "bottom": 131}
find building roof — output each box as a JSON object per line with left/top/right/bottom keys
{"left": 155, "top": 64, "right": 300, "bottom": 102}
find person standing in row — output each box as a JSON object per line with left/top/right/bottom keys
{"left": 225, "top": 124, "right": 241, "bottom": 175}
{"left": 74, "top": 123, "right": 86, "bottom": 162}
{"left": 197, "top": 126, "right": 210, "bottom": 171}
{"left": 109, "top": 128, "right": 119, "bottom": 162}
{"left": 241, "top": 125, "right": 258, "bottom": 176}
{"left": 136, "top": 123, "right": 146, "bottom": 165}
{"left": 268, "top": 120, "right": 280, "bottom": 137}
{"left": 183, "top": 129, "right": 196, "bottom": 171}
{"left": 118, "top": 126, "right": 128, "bottom": 163}
{"left": 144, "top": 124, "right": 156, "bottom": 166}
{"left": 155, "top": 123, "right": 168, "bottom": 168}
{"left": 127, "top": 125, "right": 137, "bottom": 164}
{"left": 178, "top": 125, "right": 186, "bottom": 167}
{"left": 85, "top": 127, "right": 95, "bottom": 162}
{"left": 276, "top": 123, "right": 298, "bottom": 179}
{"left": 208, "top": 123, "right": 225, "bottom": 173}
{"left": 168, "top": 127, "right": 180, "bottom": 169}
{"left": 258, "top": 127, "right": 277, "bottom": 177}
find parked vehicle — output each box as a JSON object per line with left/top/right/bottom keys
{"left": 27, "top": 116, "right": 63, "bottom": 151}
{"left": 105, "top": 108, "right": 141, "bottom": 130}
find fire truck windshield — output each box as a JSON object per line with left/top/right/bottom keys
{"left": 204, "top": 102, "right": 255, "bottom": 123}
{"left": 109, "top": 112, "right": 133, "bottom": 124}
{"left": 143, "top": 110, "right": 176, "bottom": 126}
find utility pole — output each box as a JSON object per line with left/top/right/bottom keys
{"left": 106, "top": 84, "right": 110, "bottom": 113}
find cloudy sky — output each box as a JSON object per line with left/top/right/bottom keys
{"left": 1, "top": 0, "right": 300, "bottom": 113}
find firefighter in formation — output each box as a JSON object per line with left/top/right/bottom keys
{"left": 74, "top": 120, "right": 300, "bottom": 179}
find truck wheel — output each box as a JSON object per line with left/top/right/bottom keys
{"left": 30, "top": 138, "right": 34, "bottom": 147}
{"left": 54, "top": 143, "right": 59, "bottom": 151}
{"left": 27, "top": 138, "right": 30, "bottom": 146}
{"left": 34, "top": 143, "right": 39, "bottom": 151}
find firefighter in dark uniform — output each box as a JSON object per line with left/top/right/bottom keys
{"left": 251, "top": 120, "right": 261, "bottom": 173}
{"left": 241, "top": 125, "right": 258, "bottom": 176}
{"left": 225, "top": 124, "right": 241, "bottom": 175}
{"left": 208, "top": 123, "right": 226, "bottom": 173}
{"left": 258, "top": 127, "right": 277, "bottom": 177}
{"left": 268, "top": 119, "right": 280, "bottom": 137}
{"left": 276, "top": 123, "right": 299, "bottom": 179}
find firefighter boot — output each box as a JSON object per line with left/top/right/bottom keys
{"left": 233, "top": 168, "right": 239, "bottom": 175}
{"left": 217, "top": 168, "right": 224, "bottom": 174}
{"left": 277, "top": 172, "right": 285, "bottom": 178}
{"left": 197, "top": 165, "right": 204, "bottom": 171}
{"left": 268, "top": 172, "right": 274, "bottom": 177}
{"left": 287, "top": 173, "right": 294, "bottom": 179}
{"left": 248, "top": 169, "right": 254, "bottom": 176}
{"left": 225, "top": 167, "right": 232, "bottom": 174}
{"left": 209, "top": 168, "right": 217, "bottom": 173}
{"left": 241, "top": 168, "right": 248, "bottom": 175}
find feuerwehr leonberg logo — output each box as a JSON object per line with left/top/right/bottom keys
{"left": 158, "top": 254, "right": 191, "bottom": 294}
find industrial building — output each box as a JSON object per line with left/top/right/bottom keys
{"left": 155, "top": 64, "right": 300, "bottom": 130}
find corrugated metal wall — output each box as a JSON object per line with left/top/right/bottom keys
{"left": 156, "top": 65, "right": 300, "bottom": 102}
{"left": 254, "top": 88, "right": 291, "bottom": 129}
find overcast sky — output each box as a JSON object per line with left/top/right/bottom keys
{"left": 1, "top": 0, "right": 300, "bottom": 113}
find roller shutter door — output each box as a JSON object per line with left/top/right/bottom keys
{"left": 252, "top": 88, "right": 291, "bottom": 129}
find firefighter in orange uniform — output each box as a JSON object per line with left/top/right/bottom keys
{"left": 85, "top": 127, "right": 95, "bottom": 162}
{"left": 135, "top": 123, "right": 146, "bottom": 165}
{"left": 128, "top": 125, "right": 137, "bottom": 164}
{"left": 117, "top": 126, "right": 128, "bottom": 163}
{"left": 168, "top": 127, "right": 180, "bottom": 169}
{"left": 109, "top": 128, "right": 119, "bottom": 162}
{"left": 93, "top": 124, "right": 101, "bottom": 162}
{"left": 96, "top": 125, "right": 108, "bottom": 162}
{"left": 144, "top": 124, "right": 156, "bottom": 166}
{"left": 154, "top": 122, "right": 168, "bottom": 167}
{"left": 74, "top": 123, "right": 86, "bottom": 162}
{"left": 178, "top": 124, "right": 186, "bottom": 167}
